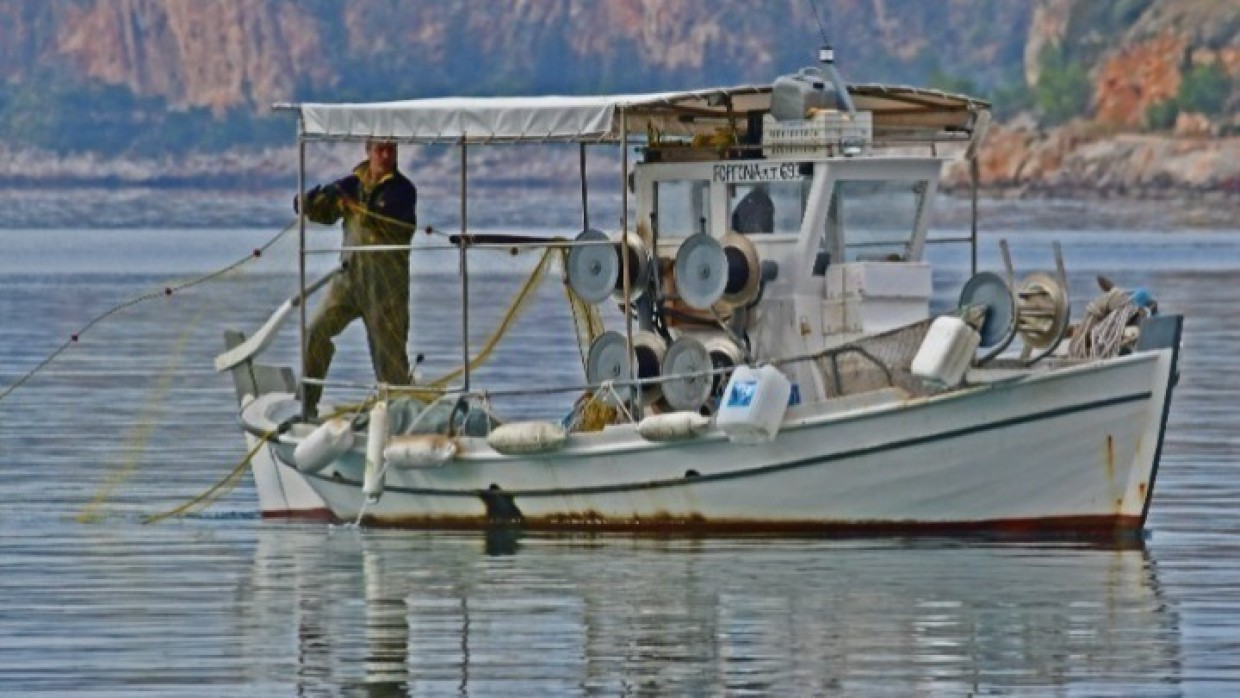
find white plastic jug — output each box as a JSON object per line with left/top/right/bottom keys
{"left": 716, "top": 365, "right": 792, "bottom": 445}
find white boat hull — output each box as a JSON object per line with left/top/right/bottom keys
{"left": 248, "top": 433, "right": 332, "bottom": 520}
{"left": 278, "top": 345, "right": 1178, "bottom": 534}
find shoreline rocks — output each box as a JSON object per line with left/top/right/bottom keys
{"left": 3, "top": 125, "right": 1239, "bottom": 202}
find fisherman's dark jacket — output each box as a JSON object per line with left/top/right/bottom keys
{"left": 304, "top": 160, "right": 418, "bottom": 275}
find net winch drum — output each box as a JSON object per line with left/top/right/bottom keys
{"left": 631, "top": 330, "right": 668, "bottom": 405}
{"left": 702, "top": 333, "right": 746, "bottom": 396}
{"left": 585, "top": 331, "right": 632, "bottom": 406}
{"left": 1015, "top": 271, "right": 1070, "bottom": 349}
{"left": 566, "top": 228, "right": 618, "bottom": 304}
{"left": 660, "top": 335, "right": 713, "bottom": 411}
{"left": 720, "top": 233, "right": 762, "bottom": 306}
{"left": 673, "top": 233, "right": 728, "bottom": 310}
{"left": 612, "top": 233, "right": 653, "bottom": 302}
{"left": 958, "top": 271, "right": 1016, "bottom": 348}
{"left": 585, "top": 330, "right": 665, "bottom": 405}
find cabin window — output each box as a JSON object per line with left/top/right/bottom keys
{"left": 653, "top": 180, "right": 711, "bottom": 238}
{"left": 728, "top": 181, "right": 807, "bottom": 235}
{"left": 828, "top": 179, "right": 927, "bottom": 262}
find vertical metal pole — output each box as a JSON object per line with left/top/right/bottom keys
{"left": 620, "top": 109, "right": 638, "bottom": 416}
{"left": 579, "top": 143, "right": 590, "bottom": 230}
{"left": 297, "top": 127, "right": 309, "bottom": 420}
{"left": 460, "top": 138, "right": 470, "bottom": 392}
{"left": 970, "top": 156, "right": 979, "bottom": 277}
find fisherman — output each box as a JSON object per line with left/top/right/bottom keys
{"left": 294, "top": 139, "right": 418, "bottom": 417}
{"left": 731, "top": 183, "right": 775, "bottom": 234}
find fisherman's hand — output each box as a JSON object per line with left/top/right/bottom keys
{"left": 293, "top": 185, "right": 323, "bottom": 213}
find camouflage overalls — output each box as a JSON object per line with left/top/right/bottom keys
{"left": 300, "top": 161, "right": 417, "bottom": 414}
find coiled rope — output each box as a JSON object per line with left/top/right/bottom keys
{"left": 1068, "top": 289, "right": 1144, "bottom": 360}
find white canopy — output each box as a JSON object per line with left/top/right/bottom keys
{"left": 288, "top": 83, "right": 989, "bottom": 146}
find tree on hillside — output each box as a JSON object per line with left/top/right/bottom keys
{"left": 1177, "top": 62, "right": 1232, "bottom": 117}
{"left": 1034, "top": 44, "right": 1093, "bottom": 126}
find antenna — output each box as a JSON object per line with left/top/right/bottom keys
{"left": 805, "top": 0, "right": 830, "bottom": 47}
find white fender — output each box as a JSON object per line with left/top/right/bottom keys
{"left": 637, "top": 411, "right": 712, "bottom": 442}
{"left": 363, "top": 401, "right": 389, "bottom": 503}
{"left": 384, "top": 434, "right": 458, "bottom": 469}
{"left": 293, "top": 418, "right": 355, "bottom": 474}
{"left": 487, "top": 421, "right": 567, "bottom": 455}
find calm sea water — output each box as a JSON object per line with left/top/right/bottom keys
{"left": 1, "top": 196, "right": 1239, "bottom": 695}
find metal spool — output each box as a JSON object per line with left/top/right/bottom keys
{"left": 958, "top": 271, "right": 1017, "bottom": 349}
{"left": 720, "top": 233, "right": 762, "bottom": 306}
{"left": 660, "top": 335, "right": 713, "bottom": 411}
{"left": 1016, "top": 271, "right": 1070, "bottom": 349}
{"left": 632, "top": 330, "right": 667, "bottom": 405}
{"left": 567, "top": 228, "right": 618, "bottom": 304}
{"left": 702, "top": 334, "right": 745, "bottom": 396}
{"left": 612, "top": 233, "right": 652, "bottom": 302}
{"left": 673, "top": 233, "right": 728, "bottom": 310}
{"left": 585, "top": 331, "right": 632, "bottom": 406}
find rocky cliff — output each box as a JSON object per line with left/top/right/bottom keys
{"left": 0, "top": 0, "right": 1033, "bottom": 107}
{"left": 0, "top": 0, "right": 1236, "bottom": 196}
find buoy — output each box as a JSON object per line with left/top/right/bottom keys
{"left": 487, "top": 421, "right": 567, "bottom": 455}
{"left": 363, "top": 401, "right": 389, "bottom": 503}
{"left": 293, "top": 418, "right": 355, "bottom": 474}
{"left": 384, "top": 434, "right": 457, "bottom": 469}
{"left": 637, "top": 411, "right": 712, "bottom": 442}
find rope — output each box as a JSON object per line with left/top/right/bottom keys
{"left": 560, "top": 248, "right": 605, "bottom": 374}
{"left": 141, "top": 429, "right": 277, "bottom": 524}
{"left": 0, "top": 222, "right": 295, "bottom": 405}
{"left": 390, "top": 246, "right": 559, "bottom": 402}
{"left": 76, "top": 306, "right": 204, "bottom": 523}
{"left": 1068, "top": 289, "right": 1144, "bottom": 360}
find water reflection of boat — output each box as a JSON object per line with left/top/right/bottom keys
{"left": 223, "top": 49, "right": 1182, "bottom": 534}
{"left": 240, "top": 529, "right": 1181, "bottom": 693}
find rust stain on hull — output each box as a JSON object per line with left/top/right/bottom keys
{"left": 261, "top": 507, "right": 334, "bottom": 522}
{"left": 353, "top": 511, "right": 1145, "bottom": 537}
{"left": 1106, "top": 434, "right": 1115, "bottom": 476}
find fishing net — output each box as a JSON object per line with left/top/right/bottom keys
{"left": 0, "top": 204, "right": 612, "bottom": 524}
{"left": 810, "top": 319, "right": 935, "bottom": 398}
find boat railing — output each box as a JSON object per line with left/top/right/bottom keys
{"left": 299, "top": 318, "right": 935, "bottom": 417}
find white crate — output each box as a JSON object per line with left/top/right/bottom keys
{"left": 762, "top": 111, "right": 872, "bottom": 157}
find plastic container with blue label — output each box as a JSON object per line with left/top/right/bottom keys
{"left": 716, "top": 365, "right": 792, "bottom": 444}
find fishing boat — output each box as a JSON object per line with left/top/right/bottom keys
{"left": 220, "top": 50, "right": 1182, "bottom": 533}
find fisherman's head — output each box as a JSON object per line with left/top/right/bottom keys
{"left": 366, "top": 139, "right": 398, "bottom": 179}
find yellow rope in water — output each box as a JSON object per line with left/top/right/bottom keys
{"left": 143, "top": 206, "right": 607, "bottom": 523}
{"left": 76, "top": 306, "right": 204, "bottom": 524}
{"left": 141, "top": 430, "right": 277, "bottom": 524}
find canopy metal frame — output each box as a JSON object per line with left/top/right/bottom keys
{"left": 279, "top": 80, "right": 991, "bottom": 420}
